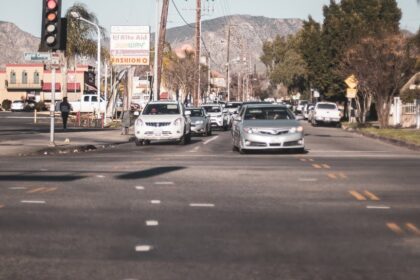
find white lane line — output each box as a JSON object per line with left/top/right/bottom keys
{"left": 21, "top": 200, "right": 46, "bottom": 204}
{"left": 150, "top": 200, "right": 161, "bottom": 204}
{"left": 154, "top": 182, "right": 174, "bottom": 185}
{"left": 190, "top": 203, "right": 215, "bottom": 208}
{"left": 189, "top": 146, "right": 200, "bottom": 153}
{"left": 203, "top": 136, "right": 219, "bottom": 145}
{"left": 366, "top": 205, "right": 391, "bottom": 210}
{"left": 146, "top": 220, "right": 159, "bottom": 226}
{"left": 298, "top": 178, "right": 318, "bottom": 182}
{"left": 9, "top": 187, "right": 27, "bottom": 190}
{"left": 135, "top": 186, "right": 145, "bottom": 190}
{"left": 40, "top": 168, "right": 49, "bottom": 171}
{"left": 135, "top": 245, "right": 153, "bottom": 252}
{"left": 96, "top": 175, "right": 105, "bottom": 178}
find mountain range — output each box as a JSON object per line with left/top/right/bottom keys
{"left": 0, "top": 15, "right": 304, "bottom": 73}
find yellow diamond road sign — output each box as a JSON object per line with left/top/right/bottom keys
{"left": 345, "top": 75, "right": 358, "bottom": 89}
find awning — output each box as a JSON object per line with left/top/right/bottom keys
{"left": 67, "top": 83, "right": 81, "bottom": 92}
{"left": 85, "top": 83, "right": 97, "bottom": 92}
{"left": 42, "top": 83, "right": 61, "bottom": 92}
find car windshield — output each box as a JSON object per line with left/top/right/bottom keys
{"left": 244, "top": 107, "right": 294, "bottom": 120}
{"left": 187, "top": 109, "right": 204, "bottom": 117}
{"left": 317, "top": 104, "right": 337, "bottom": 110}
{"left": 202, "top": 106, "right": 221, "bottom": 113}
{"left": 143, "top": 104, "right": 180, "bottom": 115}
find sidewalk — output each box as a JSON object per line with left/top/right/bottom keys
{"left": 0, "top": 128, "right": 133, "bottom": 157}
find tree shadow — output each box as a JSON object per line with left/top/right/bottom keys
{"left": 116, "top": 166, "right": 186, "bottom": 180}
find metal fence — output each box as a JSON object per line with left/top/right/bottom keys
{"left": 402, "top": 103, "right": 417, "bottom": 115}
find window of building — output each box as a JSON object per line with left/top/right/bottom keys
{"left": 22, "top": 71, "right": 28, "bottom": 84}
{"left": 34, "top": 71, "right": 40, "bottom": 84}
{"left": 10, "top": 71, "right": 16, "bottom": 84}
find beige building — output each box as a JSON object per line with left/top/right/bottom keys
{"left": 0, "top": 63, "right": 96, "bottom": 104}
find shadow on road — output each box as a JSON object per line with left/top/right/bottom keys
{"left": 116, "top": 166, "right": 186, "bottom": 180}
{"left": 0, "top": 175, "right": 87, "bottom": 182}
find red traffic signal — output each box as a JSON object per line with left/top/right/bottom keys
{"left": 41, "top": 0, "right": 66, "bottom": 51}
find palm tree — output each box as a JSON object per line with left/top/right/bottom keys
{"left": 63, "top": 3, "right": 107, "bottom": 97}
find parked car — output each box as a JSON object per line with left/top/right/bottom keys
{"left": 303, "top": 103, "right": 315, "bottom": 120}
{"left": 232, "top": 104, "right": 305, "bottom": 154}
{"left": 201, "top": 104, "right": 229, "bottom": 131}
{"left": 296, "top": 100, "right": 309, "bottom": 113}
{"left": 311, "top": 102, "right": 342, "bottom": 126}
{"left": 225, "top": 102, "right": 242, "bottom": 127}
{"left": 11, "top": 100, "right": 36, "bottom": 112}
{"left": 69, "top": 94, "right": 106, "bottom": 113}
{"left": 186, "top": 107, "right": 212, "bottom": 136}
{"left": 134, "top": 101, "right": 191, "bottom": 146}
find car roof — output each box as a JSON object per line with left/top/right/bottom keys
{"left": 201, "top": 104, "right": 221, "bottom": 106}
{"left": 186, "top": 107, "right": 202, "bottom": 110}
{"left": 316, "top": 102, "right": 336, "bottom": 105}
{"left": 243, "top": 104, "right": 289, "bottom": 109}
{"left": 147, "top": 101, "right": 179, "bottom": 105}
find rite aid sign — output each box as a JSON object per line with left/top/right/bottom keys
{"left": 110, "top": 26, "right": 150, "bottom": 66}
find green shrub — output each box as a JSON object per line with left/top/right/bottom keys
{"left": 35, "top": 101, "right": 47, "bottom": 111}
{"left": 1, "top": 99, "right": 12, "bottom": 111}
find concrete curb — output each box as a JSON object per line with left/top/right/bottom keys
{"left": 343, "top": 127, "right": 420, "bottom": 151}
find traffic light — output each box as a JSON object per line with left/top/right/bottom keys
{"left": 41, "top": 0, "right": 66, "bottom": 51}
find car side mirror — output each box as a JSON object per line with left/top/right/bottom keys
{"left": 234, "top": 116, "right": 242, "bottom": 122}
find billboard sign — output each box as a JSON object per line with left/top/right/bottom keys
{"left": 110, "top": 26, "right": 150, "bottom": 65}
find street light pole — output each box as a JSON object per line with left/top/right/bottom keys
{"left": 70, "top": 12, "right": 101, "bottom": 119}
{"left": 153, "top": 0, "right": 161, "bottom": 101}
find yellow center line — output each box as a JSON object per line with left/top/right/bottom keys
{"left": 322, "top": 164, "right": 331, "bottom": 169}
{"left": 327, "top": 173, "right": 337, "bottom": 179}
{"left": 364, "top": 191, "right": 380, "bottom": 201}
{"left": 349, "top": 191, "right": 367, "bottom": 201}
{"left": 387, "top": 223, "right": 405, "bottom": 235}
{"left": 0, "top": 204, "right": 4, "bottom": 209}
{"left": 27, "top": 187, "right": 47, "bottom": 194}
{"left": 339, "top": 172, "right": 348, "bottom": 179}
{"left": 41, "top": 187, "right": 58, "bottom": 193}
{"left": 406, "top": 223, "right": 420, "bottom": 236}
{"left": 312, "top": 164, "right": 322, "bottom": 169}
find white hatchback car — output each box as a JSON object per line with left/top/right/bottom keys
{"left": 134, "top": 101, "right": 191, "bottom": 145}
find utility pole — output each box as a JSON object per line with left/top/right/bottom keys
{"left": 157, "top": 0, "right": 170, "bottom": 100}
{"left": 193, "top": 0, "right": 201, "bottom": 107}
{"left": 226, "top": 25, "right": 231, "bottom": 102}
{"left": 153, "top": 0, "right": 161, "bottom": 101}
{"left": 207, "top": 53, "right": 211, "bottom": 103}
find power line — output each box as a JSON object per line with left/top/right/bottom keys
{"left": 171, "top": 0, "right": 195, "bottom": 29}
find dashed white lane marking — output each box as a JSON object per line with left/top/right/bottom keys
{"left": 40, "top": 168, "right": 49, "bottom": 171}
{"left": 96, "top": 175, "right": 105, "bottom": 178}
{"left": 21, "top": 200, "right": 46, "bottom": 204}
{"left": 298, "top": 178, "right": 318, "bottom": 182}
{"left": 189, "top": 146, "right": 200, "bottom": 153}
{"left": 135, "top": 186, "right": 145, "bottom": 190}
{"left": 150, "top": 200, "right": 161, "bottom": 204}
{"left": 366, "top": 205, "right": 391, "bottom": 209}
{"left": 190, "top": 203, "right": 215, "bottom": 207}
{"left": 135, "top": 245, "right": 153, "bottom": 252}
{"left": 154, "top": 182, "right": 174, "bottom": 185}
{"left": 9, "top": 187, "right": 27, "bottom": 190}
{"left": 203, "top": 136, "right": 219, "bottom": 145}
{"left": 146, "top": 220, "right": 159, "bottom": 226}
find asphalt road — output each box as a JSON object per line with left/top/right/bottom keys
{"left": 0, "top": 122, "right": 419, "bottom": 280}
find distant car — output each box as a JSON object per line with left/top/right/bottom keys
{"left": 311, "top": 102, "right": 342, "bottom": 126}
{"left": 134, "top": 101, "right": 191, "bottom": 145}
{"left": 232, "top": 104, "right": 305, "bottom": 154}
{"left": 303, "top": 103, "right": 315, "bottom": 120}
{"left": 11, "top": 100, "right": 36, "bottom": 112}
{"left": 296, "top": 100, "right": 309, "bottom": 113}
{"left": 186, "top": 107, "right": 212, "bottom": 136}
{"left": 225, "top": 102, "right": 242, "bottom": 127}
{"left": 201, "top": 104, "right": 229, "bottom": 131}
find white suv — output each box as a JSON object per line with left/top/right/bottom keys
{"left": 202, "top": 104, "right": 229, "bottom": 131}
{"left": 134, "top": 101, "right": 191, "bottom": 145}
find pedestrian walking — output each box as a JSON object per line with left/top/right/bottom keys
{"left": 59, "top": 97, "right": 72, "bottom": 129}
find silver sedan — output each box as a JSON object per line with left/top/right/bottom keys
{"left": 231, "top": 104, "right": 305, "bottom": 153}
{"left": 186, "top": 107, "right": 212, "bottom": 136}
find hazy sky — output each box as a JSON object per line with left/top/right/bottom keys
{"left": 1, "top": 0, "right": 419, "bottom": 37}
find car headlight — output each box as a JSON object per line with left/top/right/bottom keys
{"left": 195, "top": 120, "right": 204, "bottom": 124}
{"left": 136, "top": 119, "right": 143, "bottom": 126}
{"left": 289, "top": 126, "right": 303, "bottom": 133}
{"left": 174, "top": 118, "right": 182, "bottom": 126}
{"left": 243, "top": 127, "right": 256, "bottom": 134}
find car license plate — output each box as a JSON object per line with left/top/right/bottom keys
{"left": 154, "top": 130, "right": 162, "bottom": 136}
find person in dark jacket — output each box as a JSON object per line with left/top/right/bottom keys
{"left": 59, "top": 97, "right": 72, "bottom": 129}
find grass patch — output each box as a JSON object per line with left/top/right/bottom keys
{"left": 361, "top": 128, "right": 420, "bottom": 146}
